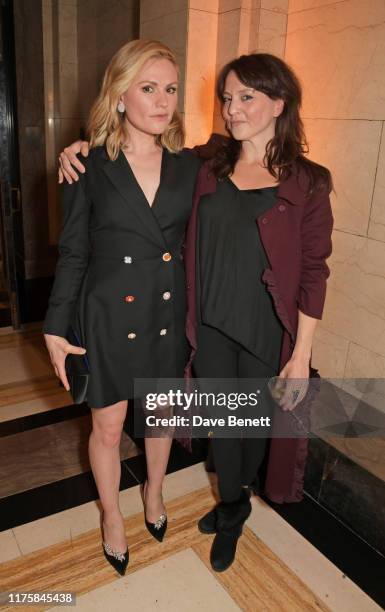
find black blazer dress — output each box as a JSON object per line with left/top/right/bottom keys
{"left": 43, "top": 145, "right": 201, "bottom": 407}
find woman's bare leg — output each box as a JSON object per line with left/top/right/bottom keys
{"left": 89, "top": 400, "right": 128, "bottom": 552}
{"left": 144, "top": 436, "right": 172, "bottom": 521}
{"left": 141, "top": 398, "right": 175, "bottom": 521}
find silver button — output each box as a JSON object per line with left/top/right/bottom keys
{"left": 127, "top": 332, "right": 136, "bottom": 339}
{"left": 123, "top": 256, "right": 132, "bottom": 264}
{"left": 162, "top": 291, "right": 171, "bottom": 301}
{"left": 160, "top": 328, "right": 167, "bottom": 336}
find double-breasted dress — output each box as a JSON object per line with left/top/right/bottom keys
{"left": 43, "top": 145, "right": 201, "bottom": 407}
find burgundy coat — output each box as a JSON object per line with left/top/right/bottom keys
{"left": 182, "top": 143, "right": 334, "bottom": 504}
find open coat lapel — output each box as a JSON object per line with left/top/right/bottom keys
{"left": 101, "top": 148, "right": 168, "bottom": 249}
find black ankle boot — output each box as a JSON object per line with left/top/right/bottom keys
{"left": 210, "top": 489, "right": 252, "bottom": 572}
{"left": 198, "top": 507, "right": 217, "bottom": 534}
{"left": 199, "top": 488, "right": 251, "bottom": 535}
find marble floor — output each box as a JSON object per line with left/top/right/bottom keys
{"left": 0, "top": 325, "right": 384, "bottom": 611}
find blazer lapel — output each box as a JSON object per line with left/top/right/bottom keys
{"left": 101, "top": 148, "right": 168, "bottom": 249}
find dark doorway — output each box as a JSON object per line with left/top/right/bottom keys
{"left": 0, "top": 0, "right": 24, "bottom": 329}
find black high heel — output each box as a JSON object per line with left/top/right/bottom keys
{"left": 102, "top": 541, "right": 129, "bottom": 576}
{"left": 101, "top": 515, "right": 129, "bottom": 576}
{"left": 140, "top": 480, "right": 168, "bottom": 542}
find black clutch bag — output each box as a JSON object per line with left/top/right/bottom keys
{"left": 65, "top": 327, "right": 90, "bottom": 404}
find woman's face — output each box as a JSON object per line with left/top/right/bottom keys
{"left": 120, "top": 57, "right": 178, "bottom": 136}
{"left": 221, "top": 70, "right": 284, "bottom": 142}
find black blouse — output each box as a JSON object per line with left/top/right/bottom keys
{"left": 197, "top": 176, "right": 283, "bottom": 371}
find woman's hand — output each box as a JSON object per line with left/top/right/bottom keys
{"left": 277, "top": 355, "right": 310, "bottom": 411}
{"left": 58, "top": 140, "right": 90, "bottom": 184}
{"left": 273, "top": 310, "right": 317, "bottom": 411}
{"left": 44, "top": 333, "right": 86, "bottom": 391}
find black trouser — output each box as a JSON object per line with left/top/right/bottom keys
{"left": 193, "top": 324, "right": 276, "bottom": 503}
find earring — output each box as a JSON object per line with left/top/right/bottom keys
{"left": 117, "top": 101, "right": 125, "bottom": 113}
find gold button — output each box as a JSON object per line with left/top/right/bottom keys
{"left": 208, "top": 430, "right": 214, "bottom": 438}
{"left": 160, "top": 328, "right": 167, "bottom": 336}
{"left": 127, "top": 332, "right": 136, "bottom": 339}
{"left": 162, "top": 252, "right": 172, "bottom": 262}
{"left": 125, "top": 295, "right": 135, "bottom": 303}
{"left": 162, "top": 291, "right": 171, "bottom": 300}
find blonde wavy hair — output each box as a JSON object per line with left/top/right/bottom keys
{"left": 87, "top": 39, "right": 185, "bottom": 159}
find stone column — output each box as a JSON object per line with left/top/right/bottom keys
{"left": 43, "top": 0, "right": 80, "bottom": 246}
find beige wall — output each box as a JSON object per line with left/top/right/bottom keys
{"left": 284, "top": 0, "right": 385, "bottom": 381}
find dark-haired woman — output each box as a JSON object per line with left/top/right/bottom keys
{"left": 183, "top": 53, "right": 334, "bottom": 572}
{"left": 58, "top": 52, "right": 333, "bottom": 573}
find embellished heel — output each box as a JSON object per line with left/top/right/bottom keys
{"left": 101, "top": 513, "right": 129, "bottom": 576}
{"left": 144, "top": 513, "right": 167, "bottom": 542}
{"left": 102, "top": 541, "right": 129, "bottom": 576}
{"left": 140, "top": 480, "right": 168, "bottom": 542}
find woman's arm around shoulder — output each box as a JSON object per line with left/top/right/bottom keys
{"left": 59, "top": 140, "right": 90, "bottom": 183}
{"left": 184, "top": 133, "right": 229, "bottom": 160}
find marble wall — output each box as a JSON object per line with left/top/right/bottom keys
{"left": 184, "top": 1, "right": 218, "bottom": 146}
{"left": 13, "top": 0, "right": 55, "bottom": 280}
{"left": 258, "top": 0, "right": 288, "bottom": 57}
{"left": 77, "top": 0, "right": 139, "bottom": 127}
{"left": 140, "top": 0, "right": 188, "bottom": 114}
{"left": 284, "top": 0, "right": 385, "bottom": 382}
{"left": 43, "top": 0, "right": 80, "bottom": 246}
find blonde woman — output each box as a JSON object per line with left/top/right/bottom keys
{"left": 43, "top": 40, "right": 201, "bottom": 575}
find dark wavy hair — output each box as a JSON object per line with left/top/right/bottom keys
{"left": 213, "top": 53, "right": 333, "bottom": 195}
